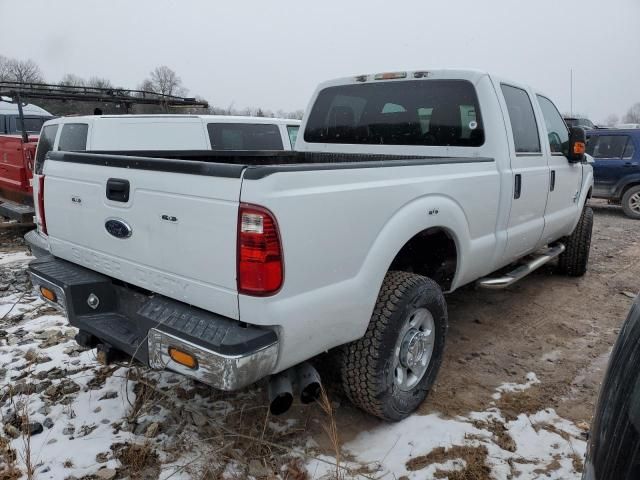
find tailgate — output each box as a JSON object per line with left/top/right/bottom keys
{"left": 43, "top": 152, "right": 244, "bottom": 319}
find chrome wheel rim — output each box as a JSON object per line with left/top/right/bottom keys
{"left": 393, "top": 307, "right": 435, "bottom": 392}
{"left": 629, "top": 193, "right": 640, "bottom": 214}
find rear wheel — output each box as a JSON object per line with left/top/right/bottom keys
{"left": 340, "top": 271, "right": 447, "bottom": 421}
{"left": 558, "top": 206, "right": 593, "bottom": 277}
{"left": 621, "top": 185, "right": 640, "bottom": 219}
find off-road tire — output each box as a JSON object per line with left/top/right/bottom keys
{"left": 558, "top": 206, "right": 593, "bottom": 277}
{"left": 340, "top": 271, "right": 447, "bottom": 421}
{"left": 621, "top": 185, "right": 640, "bottom": 219}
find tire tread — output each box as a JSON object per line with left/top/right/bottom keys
{"left": 340, "top": 271, "right": 445, "bottom": 420}
{"left": 558, "top": 206, "right": 593, "bottom": 277}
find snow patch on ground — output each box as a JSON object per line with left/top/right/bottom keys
{"left": 0, "top": 251, "right": 33, "bottom": 265}
{"left": 492, "top": 371, "right": 541, "bottom": 400}
{"left": 307, "top": 373, "right": 585, "bottom": 479}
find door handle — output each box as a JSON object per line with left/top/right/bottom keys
{"left": 514, "top": 174, "right": 522, "bottom": 199}
{"left": 624, "top": 162, "right": 638, "bottom": 167}
{"left": 106, "top": 178, "right": 130, "bottom": 202}
{"left": 550, "top": 170, "right": 556, "bottom": 192}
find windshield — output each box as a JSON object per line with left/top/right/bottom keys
{"left": 304, "top": 79, "right": 484, "bottom": 147}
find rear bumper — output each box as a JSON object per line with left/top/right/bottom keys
{"left": 28, "top": 256, "right": 279, "bottom": 390}
{"left": 24, "top": 230, "right": 50, "bottom": 258}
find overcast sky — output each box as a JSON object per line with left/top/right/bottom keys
{"left": 1, "top": 0, "right": 638, "bottom": 122}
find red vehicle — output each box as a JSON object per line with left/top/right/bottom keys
{"left": 0, "top": 100, "right": 53, "bottom": 221}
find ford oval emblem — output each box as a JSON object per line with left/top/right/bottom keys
{"left": 105, "top": 218, "right": 132, "bottom": 239}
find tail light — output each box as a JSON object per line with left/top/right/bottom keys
{"left": 36, "top": 175, "right": 47, "bottom": 235}
{"left": 237, "top": 204, "right": 283, "bottom": 295}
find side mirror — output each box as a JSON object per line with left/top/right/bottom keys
{"left": 568, "top": 126, "right": 586, "bottom": 163}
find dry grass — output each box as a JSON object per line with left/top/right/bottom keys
{"left": 5, "top": 388, "right": 35, "bottom": 480}
{"left": 571, "top": 452, "right": 584, "bottom": 473}
{"left": 472, "top": 419, "right": 516, "bottom": 452}
{"left": 317, "top": 386, "right": 342, "bottom": 479}
{"left": 406, "top": 445, "right": 491, "bottom": 480}
{"left": 0, "top": 435, "right": 21, "bottom": 480}
{"left": 113, "top": 441, "right": 159, "bottom": 479}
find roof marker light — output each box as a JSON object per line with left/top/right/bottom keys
{"left": 374, "top": 72, "right": 407, "bottom": 80}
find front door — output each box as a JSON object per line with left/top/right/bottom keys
{"left": 536, "top": 95, "right": 583, "bottom": 244}
{"left": 499, "top": 83, "right": 549, "bottom": 261}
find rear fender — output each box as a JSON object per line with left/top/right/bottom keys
{"left": 355, "top": 194, "right": 470, "bottom": 322}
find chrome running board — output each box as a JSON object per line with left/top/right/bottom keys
{"left": 476, "top": 244, "right": 566, "bottom": 289}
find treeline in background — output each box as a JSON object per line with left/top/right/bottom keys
{"left": 0, "top": 55, "right": 304, "bottom": 119}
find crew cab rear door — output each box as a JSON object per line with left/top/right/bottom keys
{"left": 498, "top": 82, "right": 549, "bottom": 261}
{"left": 42, "top": 152, "right": 242, "bottom": 319}
{"left": 588, "top": 133, "right": 638, "bottom": 197}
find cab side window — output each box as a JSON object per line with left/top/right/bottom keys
{"left": 623, "top": 139, "right": 635, "bottom": 160}
{"left": 537, "top": 95, "right": 570, "bottom": 155}
{"left": 501, "top": 84, "right": 541, "bottom": 154}
{"left": 35, "top": 124, "right": 59, "bottom": 174}
{"left": 57, "top": 123, "right": 88, "bottom": 151}
{"left": 287, "top": 125, "right": 299, "bottom": 148}
{"left": 589, "top": 136, "right": 629, "bottom": 159}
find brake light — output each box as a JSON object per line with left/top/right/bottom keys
{"left": 237, "top": 204, "right": 283, "bottom": 295}
{"left": 37, "top": 175, "right": 47, "bottom": 235}
{"left": 374, "top": 71, "right": 407, "bottom": 80}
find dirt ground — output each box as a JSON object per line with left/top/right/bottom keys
{"left": 431, "top": 199, "right": 639, "bottom": 422}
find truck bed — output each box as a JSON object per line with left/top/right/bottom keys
{"left": 50, "top": 150, "right": 493, "bottom": 179}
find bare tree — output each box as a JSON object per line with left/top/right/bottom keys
{"left": 86, "top": 76, "right": 114, "bottom": 89}
{"left": 0, "top": 55, "right": 9, "bottom": 82}
{"left": 604, "top": 114, "right": 620, "bottom": 127}
{"left": 59, "top": 73, "right": 86, "bottom": 87}
{"left": 5, "top": 59, "right": 44, "bottom": 83}
{"left": 148, "top": 65, "right": 184, "bottom": 97}
{"left": 623, "top": 103, "right": 640, "bottom": 124}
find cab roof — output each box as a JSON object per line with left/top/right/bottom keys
{"left": 0, "top": 100, "right": 52, "bottom": 116}
{"left": 43, "top": 114, "right": 301, "bottom": 126}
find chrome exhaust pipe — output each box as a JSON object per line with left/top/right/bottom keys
{"left": 296, "top": 362, "right": 322, "bottom": 404}
{"left": 268, "top": 370, "right": 294, "bottom": 415}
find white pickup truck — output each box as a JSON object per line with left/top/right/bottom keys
{"left": 29, "top": 69, "right": 593, "bottom": 421}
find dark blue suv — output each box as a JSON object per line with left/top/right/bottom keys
{"left": 587, "top": 129, "right": 640, "bottom": 218}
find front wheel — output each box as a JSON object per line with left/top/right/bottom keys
{"left": 622, "top": 185, "right": 640, "bottom": 219}
{"left": 340, "top": 271, "right": 447, "bottom": 421}
{"left": 558, "top": 206, "right": 593, "bottom": 277}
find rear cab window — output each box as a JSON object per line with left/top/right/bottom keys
{"left": 303, "top": 79, "right": 484, "bottom": 146}
{"left": 207, "top": 123, "right": 284, "bottom": 150}
{"left": 500, "top": 84, "right": 541, "bottom": 154}
{"left": 57, "top": 123, "right": 88, "bottom": 151}
{"left": 35, "top": 124, "right": 59, "bottom": 174}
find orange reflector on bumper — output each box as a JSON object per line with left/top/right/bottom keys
{"left": 168, "top": 347, "right": 198, "bottom": 369}
{"left": 40, "top": 287, "right": 56, "bottom": 302}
